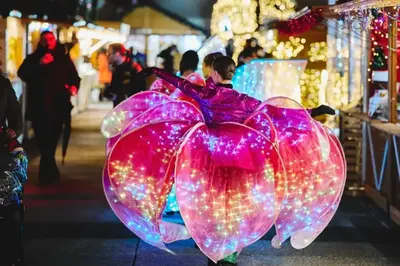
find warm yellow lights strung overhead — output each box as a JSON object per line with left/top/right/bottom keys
{"left": 259, "top": 0, "right": 296, "bottom": 22}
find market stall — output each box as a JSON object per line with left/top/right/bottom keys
{"left": 329, "top": 0, "right": 400, "bottom": 223}
{"left": 121, "top": 5, "right": 205, "bottom": 67}
{"left": 59, "top": 22, "right": 127, "bottom": 114}
{"left": 0, "top": 16, "right": 25, "bottom": 140}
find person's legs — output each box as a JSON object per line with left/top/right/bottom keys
{"left": 33, "top": 118, "right": 63, "bottom": 185}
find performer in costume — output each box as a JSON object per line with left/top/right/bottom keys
{"left": 101, "top": 56, "right": 345, "bottom": 266}
{"left": 151, "top": 50, "right": 205, "bottom": 214}
{"left": 202, "top": 52, "right": 224, "bottom": 79}
{"left": 150, "top": 50, "right": 205, "bottom": 96}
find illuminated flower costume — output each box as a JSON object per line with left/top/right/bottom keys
{"left": 101, "top": 68, "right": 346, "bottom": 263}
{"left": 150, "top": 73, "right": 205, "bottom": 213}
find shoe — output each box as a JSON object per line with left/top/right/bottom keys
{"left": 219, "top": 262, "right": 237, "bottom": 266}
{"left": 207, "top": 259, "right": 237, "bottom": 266}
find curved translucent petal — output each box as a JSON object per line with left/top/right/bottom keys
{"left": 289, "top": 127, "right": 346, "bottom": 249}
{"left": 244, "top": 112, "right": 285, "bottom": 212}
{"left": 106, "top": 135, "right": 120, "bottom": 156}
{"left": 122, "top": 101, "right": 204, "bottom": 136}
{"left": 185, "top": 73, "right": 206, "bottom": 87}
{"left": 259, "top": 97, "right": 342, "bottom": 247}
{"left": 159, "top": 221, "right": 191, "bottom": 243}
{"left": 150, "top": 79, "right": 177, "bottom": 95}
{"left": 101, "top": 91, "right": 170, "bottom": 138}
{"left": 175, "top": 122, "right": 285, "bottom": 263}
{"left": 107, "top": 121, "right": 193, "bottom": 247}
{"left": 103, "top": 161, "right": 170, "bottom": 251}
{"left": 244, "top": 111, "right": 277, "bottom": 143}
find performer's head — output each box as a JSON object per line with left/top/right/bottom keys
{"left": 242, "top": 48, "right": 257, "bottom": 64}
{"left": 108, "top": 43, "right": 128, "bottom": 65}
{"left": 202, "top": 52, "right": 223, "bottom": 78}
{"left": 211, "top": 56, "right": 236, "bottom": 84}
{"left": 179, "top": 50, "right": 199, "bottom": 77}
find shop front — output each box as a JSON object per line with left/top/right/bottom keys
{"left": 58, "top": 22, "right": 127, "bottom": 114}
{"left": 120, "top": 5, "right": 205, "bottom": 68}
{"left": 329, "top": 0, "right": 400, "bottom": 223}
{"left": 0, "top": 16, "right": 25, "bottom": 140}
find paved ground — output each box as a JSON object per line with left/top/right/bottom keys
{"left": 22, "top": 103, "right": 400, "bottom": 266}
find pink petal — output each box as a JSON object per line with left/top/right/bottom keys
{"left": 150, "top": 79, "right": 177, "bottom": 95}
{"left": 122, "top": 101, "right": 204, "bottom": 136}
{"left": 106, "top": 121, "right": 193, "bottom": 247}
{"left": 259, "top": 97, "right": 346, "bottom": 248}
{"left": 101, "top": 91, "right": 170, "bottom": 138}
{"left": 175, "top": 122, "right": 285, "bottom": 262}
{"left": 289, "top": 126, "right": 346, "bottom": 249}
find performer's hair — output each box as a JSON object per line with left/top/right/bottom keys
{"left": 179, "top": 50, "right": 199, "bottom": 74}
{"left": 242, "top": 47, "right": 257, "bottom": 59}
{"left": 212, "top": 56, "right": 236, "bottom": 80}
{"left": 109, "top": 43, "right": 127, "bottom": 55}
{"left": 203, "top": 52, "right": 224, "bottom": 67}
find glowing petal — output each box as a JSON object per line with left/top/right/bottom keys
{"left": 175, "top": 122, "right": 285, "bottom": 263}
{"left": 106, "top": 121, "right": 193, "bottom": 246}
{"left": 122, "top": 101, "right": 204, "bottom": 136}
{"left": 258, "top": 97, "right": 345, "bottom": 248}
{"left": 101, "top": 91, "right": 170, "bottom": 138}
{"left": 289, "top": 126, "right": 346, "bottom": 249}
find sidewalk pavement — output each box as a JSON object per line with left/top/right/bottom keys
{"left": 22, "top": 103, "right": 400, "bottom": 266}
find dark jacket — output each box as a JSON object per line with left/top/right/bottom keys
{"left": 17, "top": 44, "right": 80, "bottom": 121}
{"left": 105, "top": 59, "right": 144, "bottom": 104}
{"left": 0, "top": 75, "right": 23, "bottom": 136}
{"left": 157, "top": 48, "right": 174, "bottom": 73}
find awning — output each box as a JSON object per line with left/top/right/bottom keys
{"left": 122, "top": 6, "right": 203, "bottom": 35}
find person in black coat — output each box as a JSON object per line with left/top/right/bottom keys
{"left": 157, "top": 45, "right": 178, "bottom": 74}
{"left": 0, "top": 74, "right": 23, "bottom": 139}
{"left": 105, "top": 43, "right": 145, "bottom": 107}
{"left": 18, "top": 31, "right": 80, "bottom": 186}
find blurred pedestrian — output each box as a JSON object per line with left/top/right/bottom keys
{"left": 18, "top": 31, "right": 80, "bottom": 186}
{"left": 0, "top": 73, "right": 23, "bottom": 140}
{"left": 225, "top": 39, "right": 234, "bottom": 58}
{"left": 157, "top": 45, "right": 179, "bottom": 73}
{"left": 238, "top": 47, "right": 257, "bottom": 67}
{"left": 105, "top": 43, "right": 145, "bottom": 107}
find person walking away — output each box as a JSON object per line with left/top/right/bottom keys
{"left": 105, "top": 43, "right": 145, "bottom": 107}
{"left": 18, "top": 31, "right": 80, "bottom": 186}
